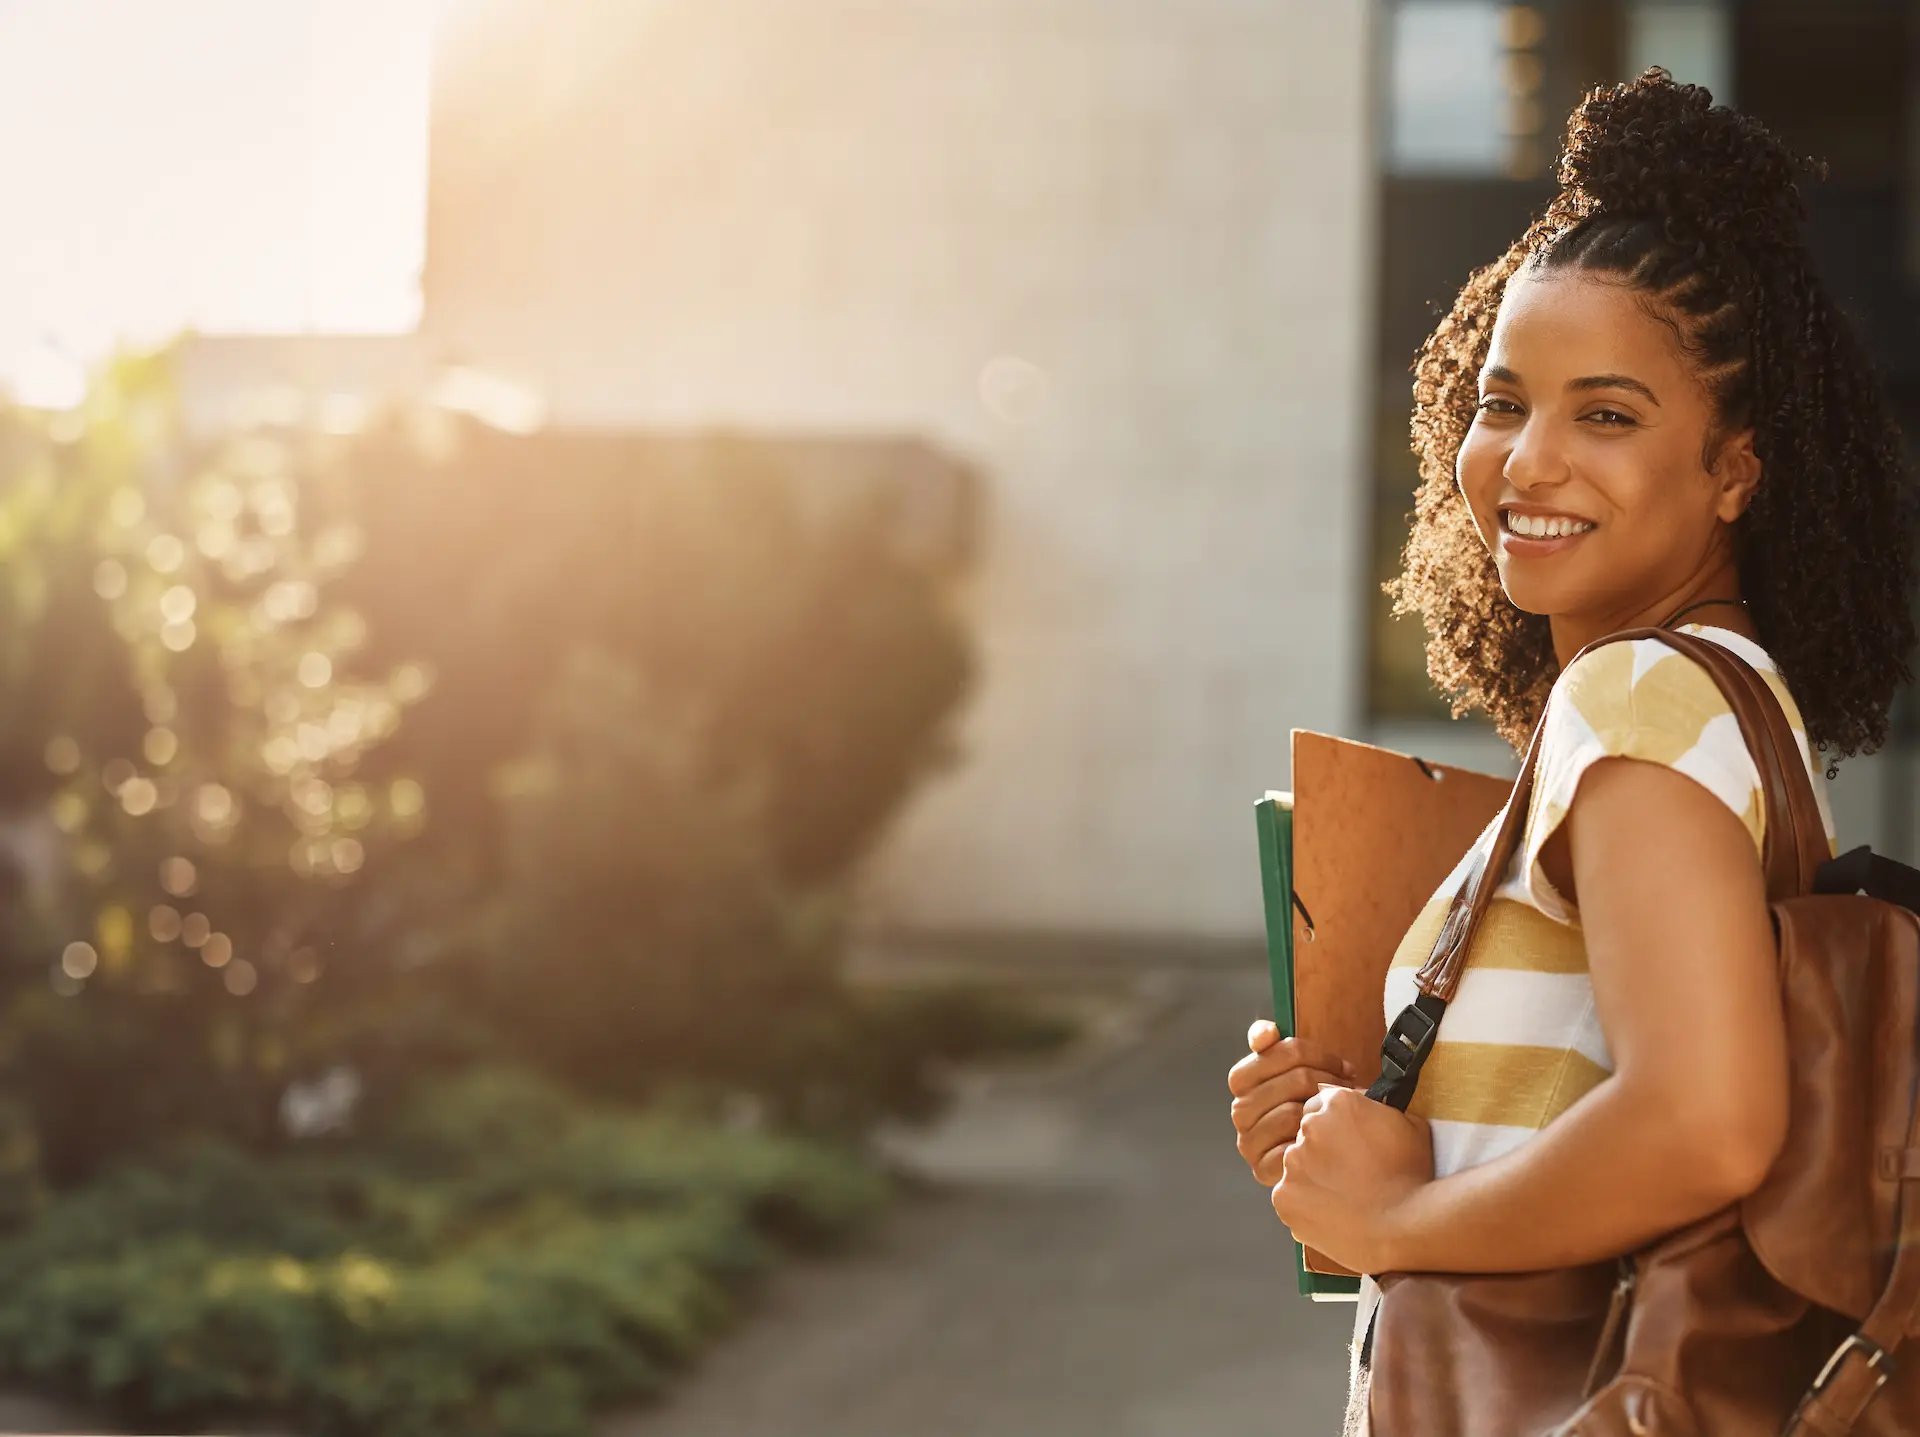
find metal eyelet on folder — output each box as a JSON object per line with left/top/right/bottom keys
{"left": 1291, "top": 890, "right": 1316, "bottom": 941}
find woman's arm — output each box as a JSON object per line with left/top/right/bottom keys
{"left": 1378, "top": 752, "right": 1790, "bottom": 1275}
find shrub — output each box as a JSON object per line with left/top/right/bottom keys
{"left": 0, "top": 1067, "right": 892, "bottom": 1437}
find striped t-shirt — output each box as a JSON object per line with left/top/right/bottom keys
{"left": 1344, "top": 622, "right": 1840, "bottom": 1418}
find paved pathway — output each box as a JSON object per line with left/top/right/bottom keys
{"left": 600, "top": 961, "right": 1357, "bottom": 1437}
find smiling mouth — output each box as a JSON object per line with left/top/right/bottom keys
{"left": 1500, "top": 511, "right": 1597, "bottom": 543}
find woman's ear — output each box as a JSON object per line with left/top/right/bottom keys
{"left": 1710, "top": 427, "right": 1762, "bottom": 522}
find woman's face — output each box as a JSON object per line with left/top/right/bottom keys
{"left": 1455, "top": 268, "right": 1759, "bottom": 629}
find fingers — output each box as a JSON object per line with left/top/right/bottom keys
{"left": 1237, "top": 1089, "right": 1312, "bottom": 1177}
{"left": 1303, "top": 1081, "right": 1345, "bottom": 1114}
{"left": 1246, "top": 1122, "right": 1297, "bottom": 1186}
{"left": 1243, "top": 1085, "right": 1351, "bottom": 1187}
{"left": 1228, "top": 1031, "right": 1357, "bottom": 1098}
{"left": 1232, "top": 1065, "right": 1349, "bottom": 1185}
{"left": 1230, "top": 1064, "right": 1345, "bottom": 1134}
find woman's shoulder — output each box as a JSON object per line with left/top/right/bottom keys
{"left": 1519, "top": 623, "right": 1835, "bottom": 921}
{"left": 1548, "top": 623, "right": 1783, "bottom": 753}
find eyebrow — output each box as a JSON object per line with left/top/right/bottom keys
{"left": 1482, "top": 365, "right": 1663, "bottom": 408}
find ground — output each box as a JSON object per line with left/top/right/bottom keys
{"left": 601, "top": 948, "right": 1355, "bottom": 1437}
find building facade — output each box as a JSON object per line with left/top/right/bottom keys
{"left": 422, "top": 0, "right": 1379, "bottom": 939}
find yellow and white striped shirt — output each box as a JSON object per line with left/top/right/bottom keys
{"left": 1347, "top": 622, "right": 1840, "bottom": 1404}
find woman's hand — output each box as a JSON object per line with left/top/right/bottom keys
{"left": 1227, "top": 1019, "right": 1359, "bottom": 1186}
{"left": 1270, "top": 1085, "right": 1435, "bottom": 1276}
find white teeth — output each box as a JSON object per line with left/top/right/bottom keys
{"left": 1505, "top": 512, "right": 1595, "bottom": 539}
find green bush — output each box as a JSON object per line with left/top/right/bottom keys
{"left": 328, "top": 422, "right": 975, "bottom": 891}
{"left": 325, "top": 417, "right": 989, "bottom": 1133}
{"left": 0, "top": 1066, "right": 892, "bottom": 1437}
{"left": 0, "top": 354, "right": 986, "bottom": 1192}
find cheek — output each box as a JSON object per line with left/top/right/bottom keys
{"left": 1587, "top": 448, "right": 1686, "bottom": 530}
{"left": 1454, "top": 428, "right": 1501, "bottom": 520}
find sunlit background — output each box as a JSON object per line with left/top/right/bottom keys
{"left": 0, "top": 3, "right": 1915, "bottom": 1435}
{"left": 0, "top": 0, "right": 440, "bottom": 407}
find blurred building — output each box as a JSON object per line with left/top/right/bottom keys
{"left": 412, "top": 0, "right": 1374, "bottom": 941}
{"left": 182, "top": 0, "right": 1920, "bottom": 941}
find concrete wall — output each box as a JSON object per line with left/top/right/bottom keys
{"left": 421, "top": 0, "right": 1379, "bottom": 939}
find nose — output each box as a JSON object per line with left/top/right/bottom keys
{"left": 1502, "top": 412, "right": 1571, "bottom": 491}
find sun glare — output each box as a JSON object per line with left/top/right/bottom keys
{"left": 0, "top": 0, "right": 447, "bottom": 407}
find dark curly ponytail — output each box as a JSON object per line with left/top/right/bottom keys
{"left": 1386, "top": 67, "right": 1919, "bottom": 777}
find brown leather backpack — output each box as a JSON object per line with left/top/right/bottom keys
{"left": 1360, "top": 626, "right": 1920, "bottom": 1437}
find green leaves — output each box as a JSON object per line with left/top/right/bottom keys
{"left": 0, "top": 1067, "right": 890, "bottom": 1437}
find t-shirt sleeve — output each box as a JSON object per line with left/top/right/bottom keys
{"left": 1518, "top": 638, "right": 1766, "bottom": 925}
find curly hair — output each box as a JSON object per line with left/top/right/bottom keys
{"left": 1384, "top": 67, "right": 1919, "bottom": 778}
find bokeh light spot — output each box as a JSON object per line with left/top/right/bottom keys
{"left": 298, "top": 652, "right": 333, "bottom": 688}
{"left": 160, "top": 855, "right": 198, "bottom": 897}
{"left": 142, "top": 727, "right": 178, "bottom": 766}
{"left": 297, "top": 724, "right": 330, "bottom": 762}
{"left": 205, "top": 482, "right": 244, "bottom": 523}
{"left": 146, "top": 534, "right": 186, "bottom": 573}
{"left": 159, "top": 584, "right": 197, "bottom": 623}
{"left": 195, "top": 520, "right": 237, "bottom": 559}
{"left": 92, "top": 559, "right": 128, "bottom": 600}
{"left": 96, "top": 905, "right": 133, "bottom": 960}
{"left": 49, "top": 791, "right": 87, "bottom": 834}
{"left": 61, "top": 941, "right": 97, "bottom": 980}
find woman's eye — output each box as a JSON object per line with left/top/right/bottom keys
{"left": 1586, "top": 409, "right": 1635, "bottom": 427}
{"left": 1476, "top": 397, "right": 1520, "bottom": 415}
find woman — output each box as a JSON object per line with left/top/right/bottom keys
{"left": 1225, "top": 69, "right": 1918, "bottom": 1433}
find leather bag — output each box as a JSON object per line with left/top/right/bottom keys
{"left": 1360, "top": 626, "right": 1920, "bottom": 1436}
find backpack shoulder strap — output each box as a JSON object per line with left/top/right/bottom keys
{"left": 1607, "top": 626, "right": 1828, "bottom": 902}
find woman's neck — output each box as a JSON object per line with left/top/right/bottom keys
{"left": 1548, "top": 574, "right": 1756, "bottom": 668}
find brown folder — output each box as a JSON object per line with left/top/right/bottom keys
{"left": 1287, "top": 729, "right": 1512, "bottom": 1280}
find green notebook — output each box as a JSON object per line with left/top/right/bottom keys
{"left": 1254, "top": 790, "right": 1362, "bottom": 1301}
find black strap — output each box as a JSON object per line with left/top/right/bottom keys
{"left": 1367, "top": 990, "right": 1448, "bottom": 1112}
{"left": 1816, "top": 844, "right": 1920, "bottom": 914}
{"left": 1658, "top": 596, "right": 1748, "bottom": 628}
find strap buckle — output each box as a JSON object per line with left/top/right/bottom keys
{"left": 1809, "top": 1332, "right": 1892, "bottom": 1398}
{"left": 1377, "top": 1003, "right": 1439, "bottom": 1086}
